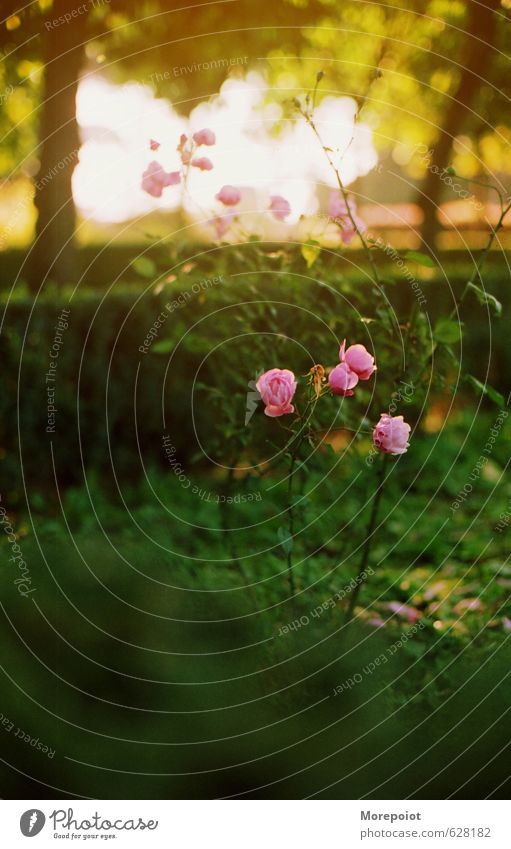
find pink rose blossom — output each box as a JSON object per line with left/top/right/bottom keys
{"left": 141, "top": 161, "right": 181, "bottom": 198}
{"left": 373, "top": 413, "right": 411, "bottom": 455}
{"left": 149, "top": 139, "right": 160, "bottom": 151}
{"left": 210, "top": 211, "right": 236, "bottom": 240}
{"left": 328, "top": 362, "right": 359, "bottom": 397}
{"left": 328, "top": 192, "right": 366, "bottom": 245}
{"left": 191, "top": 157, "right": 214, "bottom": 171}
{"left": 216, "top": 185, "right": 242, "bottom": 206}
{"left": 387, "top": 601, "right": 420, "bottom": 624}
{"left": 193, "top": 128, "right": 216, "bottom": 146}
{"left": 256, "top": 368, "right": 297, "bottom": 417}
{"left": 340, "top": 340, "right": 376, "bottom": 380}
{"left": 269, "top": 195, "right": 291, "bottom": 221}
{"left": 328, "top": 192, "right": 349, "bottom": 220}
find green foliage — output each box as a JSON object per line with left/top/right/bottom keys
{"left": 466, "top": 282, "right": 503, "bottom": 317}
{"left": 434, "top": 317, "right": 462, "bottom": 344}
{"left": 1, "top": 248, "right": 509, "bottom": 508}
{"left": 404, "top": 251, "right": 437, "bottom": 268}
{"left": 1, "top": 407, "right": 510, "bottom": 797}
{"left": 466, "top": 375, "right": 506, "bottom": 409}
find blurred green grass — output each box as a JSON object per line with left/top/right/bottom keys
{"left": 1, "top": 409, "right": 510, "bottom": 798}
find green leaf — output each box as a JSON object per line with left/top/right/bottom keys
{"left": 151, "top": 338, "right": 174, "bottom": 354}
{"left": 434, "top": 319, "right": 462, "bottom": 344}
{"left": 466, "top": 375, "right": 505, "bottom": 408}
{"left": 131, "top": 256, "right": 157, "bottom": 278}
{"left": 277, "top": 526, "right": 294, "bottom": 555}
{"left": 301, "top": 240, "right": 321, "bottom": 269}
{"left": 487, "top": 385, "right": 506, "bottom": 407}
{"left": 404, "top": 250, "right": 436, "bottom": 268}
{"left": 466, "top": 282, "right": 502, "bottom": 316}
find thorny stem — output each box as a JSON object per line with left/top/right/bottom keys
{"left": 345, "top": 452, "right": 389, "bottom": 623}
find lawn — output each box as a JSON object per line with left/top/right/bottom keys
{"left": 1, "top": 406, "right": 510, "bottom": 799}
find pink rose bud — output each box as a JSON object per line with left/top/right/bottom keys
{"left": 191, "top": 157, "right": 214, "bottom": 171}
{"left": 149, "top": 139, "right": 160, "bottom": 151}
{"left": 339, "top": 220, "right": 359, "bottom": 245}
{"left": 327, "top": 192, "right": 366, "bottom": 245}
{"left": 216, "top": 185, "right": 242, "bottom": 206}
{"left": 373, "top": 413, "right": 411, "bottom": 455}
{"left": 256, "top": 368, "right": 297, "bottom": 417}
{"left": 141, "top": 161, "right": 181, "bottom": 197}
{"left": 328, "top": 362, "right": 359, "bottom": 397}
{"left": 387, "top": 601, "right": 420, "bottom": 624}
{"left": 210, "top": 211, "right": 235, "bottom": 239}
{"left": 269, "top": 195, "right": 291, "bottom": 221}
{"left": 177, "top": 133, "right": 190, "bottom": 164}
{"left": 327, "top": 192, "right": 349, "bottom": 220}
{"left": 340, "top": 339, "right": 376, "bottom": 380}
{"left": 193, "top": 128, "right": 216, "bottom": 146}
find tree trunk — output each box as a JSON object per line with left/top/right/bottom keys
{"left": 419, "top": 0, "right": 499, "bottom": 253}
{"left": 27, "top": 1, "right": 87, "bottom": 292}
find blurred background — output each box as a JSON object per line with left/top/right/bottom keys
{"left": 0, "top": 0, "right": 511, "bottom": 800}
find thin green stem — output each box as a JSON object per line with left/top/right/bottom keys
{"left": 281, "top": 386, "right": 323, "bottom": 597}
{"left": 455, "top": 198, "right": 511, "bottom": 313}
{"left": 408, "top": 198, "right": 511, "bottom": 387}
{"left": 302, "top": 110, "right": 382, "bottom": 289}
{"left": 344, "top": 453, "right": 389, "bottom": 623}
{"left": 447, "top": 172, "right": 505, "bottom": 210}
{"left": 286, "top": 451, "right": 298, "bottom": 597}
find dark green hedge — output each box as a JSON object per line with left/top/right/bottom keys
{"left": 1, "top": 246, "right": 509, "bottom": 505}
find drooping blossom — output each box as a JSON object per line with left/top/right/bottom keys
{"left": 340, "top": 340, "right": 376, "bottom": 380}
{"left": 216, "top": 185, "right": 242, "bottom": 206}
{"left": 193, "top": 128, "right": 216, "bottom": 146}
{"left": 256, "top": 368, "right": 297, "bottom": 417}
{"left": 373, "top": 413, "right": 411, "bottom": 455}
{"left": 387, "top": 601, "right": 420, "bottom": 624}
{"left": 191, "top": 157, "right": 214, "bottom": 171}
{"left": 269, "top": 195, "right": 291, "bottom": 221}
{"left": 210, "top": 211, "right": 236, "bottom": 240}
{"left": 149, "top": 139, "right": 160, "bottom": 151}
{"left": 328, "top": 362, "right": 359, "bottom": 397}
{"left": 328, "top": 192, "right": 366, "bottom": 245}
{"left": 503, "top": 616, "right": 511, "bottom": 632}
{"left": 141, "top": 161, "right": 181, "bottom": 198}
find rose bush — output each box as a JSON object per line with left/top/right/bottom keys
{"left": 141, "top": 75, "right": 509, "bottom": 617}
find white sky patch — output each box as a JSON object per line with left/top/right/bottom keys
{"left": 73, "top": 72, "right": 377, "bottom": 225}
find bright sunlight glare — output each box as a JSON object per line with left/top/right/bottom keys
{"left": 74, "top": 72, "right": 378, "bottom": 227}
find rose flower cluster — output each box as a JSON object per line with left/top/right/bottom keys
{"left": 141, "top": 128, "right": 294, "bottom": 239}
{"left": 256, "top": 341, "right": 411, "bottom": 456}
